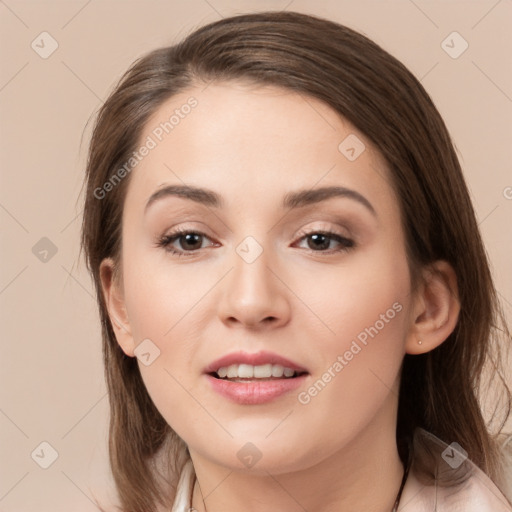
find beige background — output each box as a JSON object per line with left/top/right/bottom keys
{"left": 1, "top": 0, "right": 511, "bottom": 510}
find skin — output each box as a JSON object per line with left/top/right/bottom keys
{"left": 100, "top": 81, "right": 460, "bottom": 512}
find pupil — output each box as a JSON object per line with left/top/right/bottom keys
{"left": 182, "top": 233, "right": 201, "bottom": 250}
{"left": 309, "top": 233, "right": 329, "bottom": 250}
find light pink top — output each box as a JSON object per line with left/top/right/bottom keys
{"left": 171, "top": 429, "right": 512, "bottom": 512}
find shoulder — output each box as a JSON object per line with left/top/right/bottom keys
{"left": 400, "top": 466, "right": 512, "bottom": 511}
{"left": 399, "top": 428, "right": 512, "bottom": 512}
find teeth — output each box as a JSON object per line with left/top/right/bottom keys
{"left": 254, "top": 363, "right": 272, "bottom": 378}
{"left": 284, "top": 367, "right": 295, "bottom": 377}
{"left": 238, "top": 364, "right": 253, "bottom": 378}
{"left": 215, "top": 363, "right": 299, "bottom": 379}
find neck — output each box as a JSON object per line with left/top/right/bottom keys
{"left": 190, "top": 402, "right": 405, "bottom": 512}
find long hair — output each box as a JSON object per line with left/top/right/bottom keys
{"left": 80, "top": 11, "right": 511, "bottom": 511}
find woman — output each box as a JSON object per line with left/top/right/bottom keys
{"left": 81, "top": 11, "right": 512, "bottom": 512}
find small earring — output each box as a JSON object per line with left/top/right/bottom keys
{"left": 418, "top": 339, "right": 423, "bottom": 345}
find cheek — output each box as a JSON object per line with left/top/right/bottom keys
{"left": 122, "top": 250, "right": 207, "bottom": 342}
{"left": 121, "top": 254, "right": 216, "bottom": 405}
{"left": 305, "top": 244, "right": 411, "bottom": 350}
{"left": 297, "top": 247, "right": 411, "bottom": 412}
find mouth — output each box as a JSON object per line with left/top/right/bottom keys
{"left": 204, "top": 350, "right": 309, "bottom": 381}
{"left": 209, "top": 363, "right": 309, "bottom": 382}
{"left": 203, "top": 351, "right": 310, "bottom": 404}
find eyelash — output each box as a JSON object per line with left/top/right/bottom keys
{"left": 155, "top": 227, "right": 355, "bottom": 258}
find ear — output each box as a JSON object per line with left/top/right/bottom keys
{"left": 405, "top": 260, "right": 460, "bottom": 355}
{"left": 99, "top": 258, "right": 135, "bottom": 357}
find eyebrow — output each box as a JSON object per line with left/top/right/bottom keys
{"left": 144, "top": 184, "right": 376, "bottom": 216}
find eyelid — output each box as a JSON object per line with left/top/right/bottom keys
{"left": 155, "top": 222, "right": 355, "bottom": 258}
{"left": 293, "top": 221, "right": 351, "bottom": 239}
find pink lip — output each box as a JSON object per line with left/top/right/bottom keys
{"left": 203, "top": 350, "right": 308, "bottom": 374}
{"left": 203, "top": 351, "right": 309, "bottom": 405}
{"left": 205, "top": 373, "right": 308, "bottom": 405}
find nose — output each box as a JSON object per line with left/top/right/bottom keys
{"left": 217, "top": 243, "right": 292, "bottom": 330}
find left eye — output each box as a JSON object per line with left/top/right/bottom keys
{"left": 294, "top": 231, "right": 354, "bottom": 252}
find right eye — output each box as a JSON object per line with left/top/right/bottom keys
{"left": 156, "top": 229, "right": 218, "bottom": 256}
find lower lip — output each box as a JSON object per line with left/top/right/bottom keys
{"left": 205, "top": 373, "right": 308, "bottom": 405}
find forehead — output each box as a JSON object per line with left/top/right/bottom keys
{"left": 124, "top": 80, "right": 396, "bottom": 217}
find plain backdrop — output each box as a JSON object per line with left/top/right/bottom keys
{"left": 1, "top": 1, "right": 511, "bottom": 510}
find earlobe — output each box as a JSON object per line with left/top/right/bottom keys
{"left": 99, "top": 258, "right": 135, "bottom": 357}
{"left": 405, "top": 261, "right": 460, "bottom": 355}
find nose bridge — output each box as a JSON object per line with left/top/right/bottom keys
{"left": 217, "top": 233, "right": 291, "bottom": 327}
{"left": 231, "top": 234, "right": 276, "bottom": 303}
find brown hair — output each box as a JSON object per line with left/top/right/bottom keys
{"left": 80, "top": 11, "right": 512, "bottom": 511}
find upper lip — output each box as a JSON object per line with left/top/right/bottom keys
{"left": 204, "top": 351, "right": 309, "bottom": 374}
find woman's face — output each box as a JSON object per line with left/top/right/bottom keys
{"left": 110, "top": 81, "right": 417, "bottom": 474}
